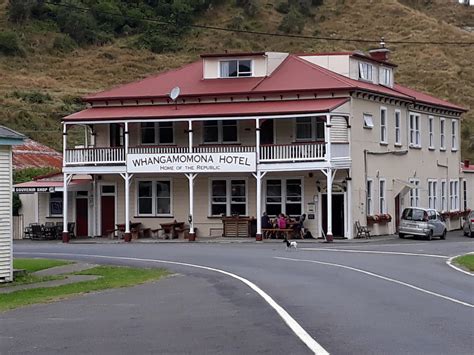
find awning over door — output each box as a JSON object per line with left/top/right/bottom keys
{"left": 393, "top": 179, "right": 416, "bottom": 196}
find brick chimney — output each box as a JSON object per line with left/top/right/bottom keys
{"left": 369, "top": 37, "right": 390, "bottom": 62}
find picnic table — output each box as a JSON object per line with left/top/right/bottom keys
{"left": 160, "top": 221, "right": 186, "bottom": 239}
{"left": 116, "top": 222, "right": 142, "bottom": 239}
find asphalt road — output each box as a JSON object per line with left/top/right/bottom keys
{"left": 3, "top": 232, "right": 474, "bottom": 355}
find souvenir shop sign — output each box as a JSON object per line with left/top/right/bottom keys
{"left": 127, "top": 153, "right": 256, "bottom": 173}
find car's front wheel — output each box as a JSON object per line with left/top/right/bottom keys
{"left": 399, "top": 233, "right": 405, "bottom": 239}
{"left": 441, "top": 230, "right": 446, "bottom": 240}
{"left": 427, "top": 230, "right": 433, "bottom": 241}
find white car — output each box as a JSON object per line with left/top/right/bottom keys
{"left": 462, "top": 211, "right": 474, "bottom": 237}
{"left": 399, "top": 207, "right": 447, "bottom": 240}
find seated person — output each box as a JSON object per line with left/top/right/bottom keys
{"left": 261, "top": 212, "right": 272, "bottom": 229}
{"left": 277, "top": 213, "right": 287, "bottom": 229}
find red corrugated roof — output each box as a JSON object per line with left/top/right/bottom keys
{"left": 12, "top": 139, "right": 62, "bottom": 170}
{"left": 79, "top": 52, "right": 465, "bottom": 115}
{"left": 393, "top": 84, "right": 466, "bottom": 111}
{"left": 13, "top": 179, "right": 89, "bottom": 189}
{"left": 64, "top": 98, "right": 349, "bottom": 121}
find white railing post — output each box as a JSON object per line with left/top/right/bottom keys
{"left": 188, "top": 120, "right": 193, "bottom": 153}
{"left": 186, "top": 173, "right": 197, "bottom": 241}
{"left": 62, "top": 173, "right": 71, "bottom": 243}
{"left": 326, "top": 168, "right": 333, "bottom": 242}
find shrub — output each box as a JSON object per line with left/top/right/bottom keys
{"left": 136, "top": 31, "right": 180, "bottom": 54}
{"left": 56, "top": 8, "right": 101, "bottom": 46}
{"left": 13, "top": 90, "right": 52, "bottom": 104}
{"left": 236, "top": 0, "right": 258, "bottom": 16}
{"left": 7, "top": 0, "right": 35, "bottom": 23}
{"left": 278, "top": 6, "right": 305, "bottom": 33}
{"left": 52, "top": 34, "right": 77, "bottom": 53}
{"left": 12, "top": 193, "right": 22, "bottom": 216}
{"left": 276, "top": 2, "right": 290, "bottom": 14}
{"left": 0, "top": 31, "right": 24, "bottom": 56}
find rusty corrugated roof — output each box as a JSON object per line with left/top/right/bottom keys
{"left": 12, "top": 138, "right": 62, "bottom": 170}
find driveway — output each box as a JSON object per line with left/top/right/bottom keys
{"left": 4, "top": 231, "right": 474, "bottom": 354}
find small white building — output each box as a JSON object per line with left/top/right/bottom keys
{"left": 0, "top": 126, "right": 24, "bottom": 282}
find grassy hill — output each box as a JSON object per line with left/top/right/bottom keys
{"left": 1, "top": 0, "right": 473, "bottom": 158}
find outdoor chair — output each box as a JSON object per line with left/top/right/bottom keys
{"left": 355, "top": 221, "right": 371, "bottom": 239}
{"left": 30, "top": 224, "right": 44, "bottom": 240}
{"left": 24, "top": 224, "right": 33, "bottom": 239}
{"left": 67, "top": 222, "right": 76, "bottom": 238}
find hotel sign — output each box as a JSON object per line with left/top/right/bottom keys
{"left": 127, "top": 153, "right": 256, "bottom": 173}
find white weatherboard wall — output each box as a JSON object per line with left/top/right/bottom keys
{"left": 0, "top": 146, "right": 13, "bottom": 281}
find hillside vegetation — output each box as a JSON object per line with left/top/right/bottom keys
{"left": 0, "top": 0, "right": 473, "bottom": 158}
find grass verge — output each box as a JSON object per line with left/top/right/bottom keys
{"left": 453, "top": 254, "right": 474, "bottom": 272}
{"left": 13, "top": 258, "right": 72, "bottom": 272}
{"left": 1, "top": 265, "right": 169, "bottom": 312}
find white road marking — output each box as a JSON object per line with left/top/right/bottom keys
{"left": 15, "top": 252, "right": 329, "bottom": 355}
{"left": 276, "top": 256, "right": 474, "bottom": 309}
{"left": 300, "top": 248, "right": 448, "bottom": 258}
{"left": 446, "top": 253, "right": 474, "bottom": 276}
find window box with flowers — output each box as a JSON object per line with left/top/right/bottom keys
{"left": 441, "top": 209, "right": 471, "bottom": 220}
{"left": 367, "top": 213, "right": 392, "bottom": 224}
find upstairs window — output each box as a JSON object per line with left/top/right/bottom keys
{"left": 109, "top": 123, "right": 124, "bottom": 147}
{"left": 295, "top": 117, "right": 325, "bottom": 141}
{"left": 359, "top": 62, "right": 373, "bottom": 81}
{"left": 409, "top": 113, "right": 420, "bottom": 147}
{"left": 220, "top": 60, "right": 252, "bottom": 78}
{"left": 440, "top": 118, "right": 446, "bottom": 150}
{"left": 451, "top": 119, "right": 458, "bottom": 151}
{"left": 363, "top": 113, "right": 374, "bottom": 129}
{"left": 428, "top": 116, "right": 434, "bottom": 149}
{"left": 140, "top": 122, "right": 174, "bottom": 145}
{"left": 395, "top": 110, "right": 401, "bottom": 145}
{"left": 380, "top": 107, "right": 387, "bottom": 144}
{"left": 203, "top": 120, "right": 238, "bottom": 143}
{"left": 380, "top": 67, "right": 392, "bottom": 86}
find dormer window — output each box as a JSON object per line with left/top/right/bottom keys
{"left": 380, "top": 67, "right": 392, "bottom": 86}
{"left": 220, "top": 60, "right": 252, "bottom": 78}
{"left": 358, "top": 62, "right": 373, "bottom": 81}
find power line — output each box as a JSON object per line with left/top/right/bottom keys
{"left": 42, "top": 1, "right": 474, "bottom": 46}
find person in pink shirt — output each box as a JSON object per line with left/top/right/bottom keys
{"left": 277, "top": 213, "right": 287, "bottom": 229}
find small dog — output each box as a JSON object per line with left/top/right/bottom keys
{"left": 283, "top": 237, "right": 297, "bottom": 251}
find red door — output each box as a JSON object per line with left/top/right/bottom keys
{"left": 75, "top": 199, "right": 88, "bottom": 237}
{"left": 101, "top": 196, "right": 115, "bottom": 236}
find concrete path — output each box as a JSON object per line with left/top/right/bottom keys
{"left": 0, "top": 262, "right": 99, "bottom": 294}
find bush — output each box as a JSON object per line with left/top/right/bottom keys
{"left": 7, "top": 0, "right": 35, "bottom": 23}
{"left": 279, "top": 6, "right": 305, "bottom": 33}
{"left": 12, "top": 193, "right": 22, "bottom": 216}
{"left": 56, "top": 8, "right": 101, "bottom": 46}
{"left": 136, "top": 31, "right": 180, "bottom": 54}
{"left": 236, "top": 0, "right": 258, "bottom": 16}
{"left": 0, "top": 31, "right": 24, "bottom": 56}
{"left": 52, "top": 34, "right": 77, "bottom": 53}
{"left": 13, "top": 90, "right": 52, "bottom": 104}
{"left": 276, "top": 2, "right": 290, "bottom": 14}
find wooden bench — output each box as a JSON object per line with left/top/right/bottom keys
{"left": 105, "top": 229, "right": 118, "bottom": 239}
{"left": 355, "top": 221, "right": 370, "bottom": 239}
{"left": 261, "top": 228, "right": 295, "bottom": 239}
{"left": 150, "top": 228, "right": 162, "bottom": 239}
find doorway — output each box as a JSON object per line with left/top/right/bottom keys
{"left": 322, "top": 194, "right": 345, "bottom": 238}
{"left": 100, "top": 185, "right": 116, "bottom": 237}
{"left": 75, "top": 192, "right": 89, "bottom": 237}
{"left": 260, "top": 120, "right": 274, "bottom": 145}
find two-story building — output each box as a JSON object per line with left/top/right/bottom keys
{"left": 59, "top": 48, "right": 467, "bottom": 241}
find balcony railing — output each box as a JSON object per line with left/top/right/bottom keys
{"left": 65, "top": 147, "right": 125, "bottom": 165}
{"left": 260, "top": 143, "right": 326, "bottom": 162}
{"left": 64, "top": 143, "right": 333, "bottom": 166}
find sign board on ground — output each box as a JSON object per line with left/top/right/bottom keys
{"left": 127, "top": 153, "right": 256, "bottom": 173}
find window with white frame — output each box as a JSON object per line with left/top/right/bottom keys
{"left": 203, "top": 120, "right": 238, "bottom": 143}
{"left": 409, "top": 113, "right": 421, "bottom": 147}
{"left": 265, "top": 178, "right": 302, "bottom": 217}
{"left": 49, "top": 192, "right": 63, "bottom": 217}
{"left": 449, "top": 180, "right": 459, "bottom": 211}
{"left": 440, "top": 118, "right": 446, "bottom": 150}
{"left": 463, "top": 180, "right": 468, "bottom": 211}
{"left": 137, "top": 180, "right": 172, "bottom": 216}
{"left": 380, "top": 67, "right": 392, "bottom": 86}
{"left": 367, "top": 179, "right": 374, "bottom": 215}
{"left": 409, "top": 178, "right": 420, "bottom": 207}
{"left": 428, "top": 116, "right": 434, "bottom": 149}
{"left": 451, "top": 119, "right": 458, "bottom": 151}
{"left": 359, "top": 62, "right": 373, "bottom": 81}
{"left": 140, "top": 122, "right": 174, "bottom": 145}
{"left": 440, "top": 180, "right": 447, "bottom": 211}
{"left": 428, "top": 180, "right": 438, "bottom": 209}
{"left": 220, "top": 60, "right": 252, "bottom": 78}
{"left": 363, "top": 113, "right": 374, "bottom": 129}
{"left": 379, "top": 179, "right": 386, "bottom": 213}
{"left": 395, "top": 110, "right": 401, "bottom": 145}
{"left": 295, "top": 117, "right": 325, "bottom": 141}
{"left": 210, "top": 179, "right": 247, "bottom": 216}
{"left": 380, "top": 107, "right": 387, "bottom": 144}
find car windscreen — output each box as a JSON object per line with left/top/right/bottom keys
{"left": 402, "top": 209, "right": 425, "bottom": 221}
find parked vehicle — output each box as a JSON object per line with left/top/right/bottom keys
{"left": 399, "top": 207, "right": 447, "bottom": 240}
{"left": 462, "top": 211, "right": 474, "bottom": 237}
